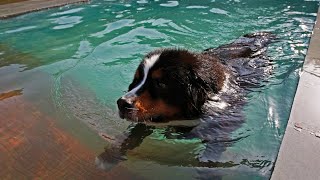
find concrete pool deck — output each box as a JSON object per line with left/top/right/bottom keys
{"left": 0, "top": 0, "right": 89, "bottom": 19}
{"left": 271, "top": 7, "right": 320, "bottom": 180}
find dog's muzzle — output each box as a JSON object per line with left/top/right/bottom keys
{"left": 117, "top": 93, "right": 137, "bottom": 119}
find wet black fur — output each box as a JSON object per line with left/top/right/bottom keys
{"left": 123, "top": 48, "right": 226, "bottom": 120}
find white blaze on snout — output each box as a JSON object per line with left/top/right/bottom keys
{"left": 122, "top": 54, "right": 160, "bottom": 99}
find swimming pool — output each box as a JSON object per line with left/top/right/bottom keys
{"left": 0, "top": 0, "right": 318, "bottom": 179}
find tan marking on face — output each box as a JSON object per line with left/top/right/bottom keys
{"left": 135, "top": 101, "right": 147, "bottom": 113}
{"left": 133, "top": 91, "right": 180, "bottom": 121}
{"left": 151, "top": 69, "right": 163, "bottom": 79}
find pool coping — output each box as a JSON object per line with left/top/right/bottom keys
{"left": 0, "top": 0, "right": 89, "bottom": 19}
{"left": 271, "top": 7, "right": 320, "bottom": 180}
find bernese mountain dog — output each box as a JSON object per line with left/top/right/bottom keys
{"left": 97, "top": 32, "right": 275, "bottom": 170}
{"left": 117, "top": 32, "right": 274, "bottom": 123}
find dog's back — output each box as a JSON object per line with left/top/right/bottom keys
{"left": 204, "top": 32, "right": 275, "bottom": 89}
{"left": 190, "top": 32, "right": 275, "bottom": 145}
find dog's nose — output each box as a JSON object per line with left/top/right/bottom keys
{"left": 117, "top": 98, "right": 134, "bottom": 112}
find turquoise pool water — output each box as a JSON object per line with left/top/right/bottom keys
{"left": 0, "top": 0, "right": 318, "bottom": 179}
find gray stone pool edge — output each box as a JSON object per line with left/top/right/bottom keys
{"left": 0, "top": 0, "right": 89, "bottom": 19}
{"left": 271, "top": 7, "right": 320, "bottom": 180}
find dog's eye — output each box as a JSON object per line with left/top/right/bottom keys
{"left": 155, "top": 80, "right": 166, "bottom": 89}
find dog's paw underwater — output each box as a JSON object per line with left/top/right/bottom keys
{"left": 117, "top": 32, "right": 276, "bottom": 123}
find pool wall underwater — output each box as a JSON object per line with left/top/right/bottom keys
{"left": 0, "top": 0, "right": 319, "bottom": 179}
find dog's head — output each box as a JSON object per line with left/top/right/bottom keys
{"left": 117, "top": 49, "right": 226, "bottom": 122}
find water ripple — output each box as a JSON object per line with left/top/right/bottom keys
{"left": 90, "top": 19, "right": 135, "bottom": 38}
{"left": 209, "top": 8, "right": 229, "bottom": 15}
{"left": 160, "top": 1, "right": 179, "bottom": 7}
{"left": 186, "top": 6, "right": 208, "bottom": 9}
{"left": 3, "top": 26, "right": 37, "bottom": 34}
{"left": 50, "top": 7, "right": 84, "bottom": 16}
{"left": 50, "top": 16, "right": 83, "bottom": 30}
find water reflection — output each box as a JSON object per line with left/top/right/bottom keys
{"left": 0, "top": 44, "right": 41, "bottom": 71}
{"left": 3, "top": 26, "right": 37, "bottom": 34}
{"left": 209, "top": 8, "right": 229, "bottom": 15}
{"left": 159, "top": 1, "right": 179, "bottom": 7}
{"left": 50, "top": 16, "right": 83, "bottom": 30}
{"left": 50, "top": 7, "right": 84, "bottom": 16}
{"left": 90, "top": 19, "right": 135, "bottom": 38}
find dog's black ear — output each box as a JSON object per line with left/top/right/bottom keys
{"left": 182, "top": 68, "right": 208, "bottom": 117}
{"left": 170, "top": 64, "right": 206, "bottom": 118}
{"left": 192, "top": 55, "right": 226, "bottom": 94}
